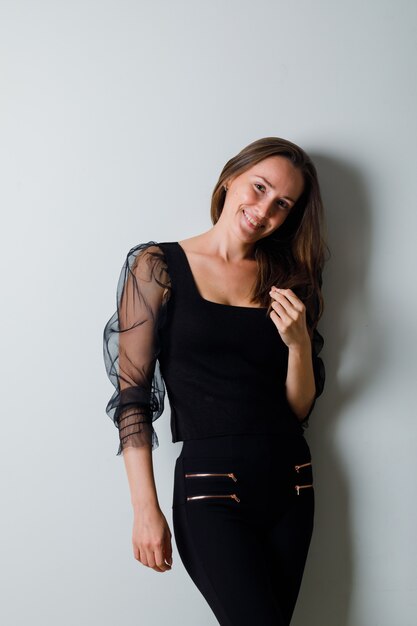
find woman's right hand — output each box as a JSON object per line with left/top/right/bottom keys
{"left": 132, "top": 504, "right": 173, "bottom": 572}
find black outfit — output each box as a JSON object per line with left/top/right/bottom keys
{"left": 173, "top": 433, "right": 314, "bottom": 626}
{"left": 103, "top": 241, "right": 325, "bottom": 626}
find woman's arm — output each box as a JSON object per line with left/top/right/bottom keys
{"left": 123, "top": 445, "right": 173, "bottom": 572}
{"left": 123, "top": 444, "right": 159, "bottom": 510}
{"left": 103, "top": 242, "right": 173, "bottom": 572}
{"left": 268, "top": 286, "right": 323, "bottom": 421}
{"left": 285, "top": 339, "right": 316, "bottom": 420}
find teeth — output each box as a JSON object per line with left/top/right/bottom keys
{"left": 244, "top": 209, "right": 261, "bottom": 228}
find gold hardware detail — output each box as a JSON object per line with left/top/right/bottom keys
{"left": 294, "top": 462, "right": 312, "bottom": 473}
{"left": 186, "top": 493, "right": 241, "bottom": 502}
{"left": 295, "top": 484, "right": 313, "bottom": 495}
{"left": 184, "top": 472, "right": 238, "bottom": 482}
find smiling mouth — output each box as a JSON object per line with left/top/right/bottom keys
{"left": 243, "top": 209, "right": 264, "bottom": 230}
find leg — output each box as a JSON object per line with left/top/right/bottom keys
{"left": 171, "top": 435, "right": 314, "bottom": 625}
{"left": 173, "top": 501, "right": 287, "bottom": 626}
{"left": 263, "top": 486, "right": 315, "bottom": 624}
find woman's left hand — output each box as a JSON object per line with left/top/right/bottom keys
{"left": 268, "top": 286, "right": 310, "bottom": 349}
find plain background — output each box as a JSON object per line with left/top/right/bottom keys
{"left": 1, "top": 1, "right": 416, "bottom": 625}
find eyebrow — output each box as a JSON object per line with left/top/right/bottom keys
{"left": 254, "top": 175, "right": 296, "bottom": 203}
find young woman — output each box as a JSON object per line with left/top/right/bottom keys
{"left": 103, "top": 136, "right": 327, "bottom": 626}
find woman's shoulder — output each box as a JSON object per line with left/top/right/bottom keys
{"left": 122, "top": 241, "right": 173, "bottom": 302}
{"left": 125, "top": 240, "right": 177, "bottom": 264}
{"left": 121, "top": 240, "right": 172, "bottom": 279}
{"left": 126, "top": 240, "right": 166, "bottom": 255}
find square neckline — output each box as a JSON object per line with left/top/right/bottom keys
{"left": 175, "top": 241, "right": 268, "bottom": 311}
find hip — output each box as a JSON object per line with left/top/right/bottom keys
{"left": 173, "top": 432, "right": 314, "bottom": 512}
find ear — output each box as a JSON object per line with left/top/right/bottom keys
{"left": 223, "top": 176, "right": 235, "bottom": 191}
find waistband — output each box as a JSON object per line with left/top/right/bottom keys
{"left": 179, "top": 432, "right": 310, "bottom": 463}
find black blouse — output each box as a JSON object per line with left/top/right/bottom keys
{"left": 103, "top": 241, "right": 325, "bottom": 456}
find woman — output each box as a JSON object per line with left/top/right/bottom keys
{"left": 103, "top": 136, "right": 327, "bottom": 626}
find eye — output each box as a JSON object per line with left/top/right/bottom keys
{"left": 254, "top": 183, "right": 266, "bottom": 192}
{"left": 277, "top": 199, "right": 290, "bottom": 210}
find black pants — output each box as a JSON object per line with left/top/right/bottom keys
{"left": 172, "top": 432, "right": 315, "bottom": 626}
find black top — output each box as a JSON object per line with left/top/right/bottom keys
{"left": 103, "top": 241, "right": 325, "bottom": 456}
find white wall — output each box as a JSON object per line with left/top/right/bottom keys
{"left": 1, "top": 1, "right": 416, "bottom": 625}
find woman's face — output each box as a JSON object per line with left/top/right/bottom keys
{"left": 222, "top": 155, "right": 305, "bottom": 243}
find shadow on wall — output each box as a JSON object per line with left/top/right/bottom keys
{"left": 292, "top": 152, "right": 382, "bottom": 626}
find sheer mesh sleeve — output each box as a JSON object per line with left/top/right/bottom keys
{"left": 103, "top": 242, "right": 171, "bottom": 456}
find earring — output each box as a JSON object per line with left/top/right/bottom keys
{"left": 224, "top": 185, "right": 228, "bottom": 191}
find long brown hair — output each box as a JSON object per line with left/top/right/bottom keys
{"left": 210, "top": 137, "right": 330, "bottom": 333}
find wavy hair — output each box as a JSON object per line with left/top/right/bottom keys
{"left": 210, "top": 137, "right": 330, "bottom": 332}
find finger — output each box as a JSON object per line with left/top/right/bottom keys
{"left": 270, "top": 295, "right": 298, "bottom": 321}
{"left": 269, "top": 308, "right": 285, "bottom": 332}
{"left": 137, "top": 546, "right": 149, "bottom": 567}
{"left": 271, "top": 287, "right": 305, "bottom": 312}
{"left": 269, "top": 290, "right": 298, "bottom": 318}
{"left": 153, "top": 547, "right": 171, "bottom": 572}
{"left": 133, "top": 544, "right": 140, "bottom": 561}
{"left": 164, "top": 536, "right": 173, "bottom": 567}
{"left": 144, "top": 548, "right": 163, "bottom": 572}
{"left": 270, "top": 298, "right": 293, "bottom": 324}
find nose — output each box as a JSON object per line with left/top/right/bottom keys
{"left": 253, "top": 198, "right": 274, "bottom": 221}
